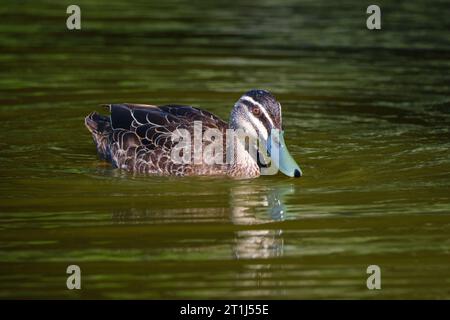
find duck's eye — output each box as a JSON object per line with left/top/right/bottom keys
{"left": 252, "top": 107, "right": 261, "bottom": 116}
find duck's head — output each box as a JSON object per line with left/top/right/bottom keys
{"left": 229, "top": 89, "right": 302, "bottom": 178}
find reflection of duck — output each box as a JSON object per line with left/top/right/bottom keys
{"left": 85, "top": 89, "right": 301, "bottom": 178}
{"left": 230, "top": 184, "right": 294, "bottom": 259}
{"left": 110, "top": 183, "right": 295, "bottom": 260}
{"left": 230, "top": 184, "right": 294, "bottom": 225}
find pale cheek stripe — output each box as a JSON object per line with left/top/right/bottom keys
{"left": 258, "top": 107, "right": 275, "bottom": 129}
{"left": 241, "top": 96, "right": 263, "bottom": 108}
{"left": 244, "top": 108, "right": 268, "bottom": 140}
{"left": 241, "top": 96, "right": 275, "bottom": 130}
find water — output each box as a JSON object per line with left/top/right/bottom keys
{"left": 1, "top": 0, "right": 450, "bottom": 299}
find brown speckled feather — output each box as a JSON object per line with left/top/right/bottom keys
{"left": 85, "top": 103, "right": 234, "bottom": 176}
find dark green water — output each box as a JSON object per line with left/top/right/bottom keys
{"left": 1, "top": 0, "right": 450, "bottom": 299}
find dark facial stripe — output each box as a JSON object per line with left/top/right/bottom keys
{"left": 240, "top": 99, "right": 275, "bottom": 134}
{"left": 258, "top": 112, "right": 274, "bottom": 134}
{"left": 240, "top": 98, "right": 257, "bottom": 110}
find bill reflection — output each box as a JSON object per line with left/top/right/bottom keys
{"left": 230, "top": 185, "right": 295, "bottom": 259}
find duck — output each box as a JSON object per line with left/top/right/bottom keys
{"left": 84, "top": 89, "right": 302, "bottom": 178}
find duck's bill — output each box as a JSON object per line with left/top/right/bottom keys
{"left": 264, "top": 130, "right": 302, "bottom": 178}
{"left": 277, "top": 132, "right": 302, "bottom": 177}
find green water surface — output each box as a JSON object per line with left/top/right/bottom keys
{"left": 0, "top": 0, "right": 450, "bottom": 299}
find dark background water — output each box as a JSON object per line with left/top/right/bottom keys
{"left": 0, "top": 0, "right": 449, "bottom": 298}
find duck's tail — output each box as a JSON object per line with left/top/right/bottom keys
{"left": 85, "top": 111, "right": 110, "bottom": 134}
{"left": 85, "top": 111, "right": 112, "bottom": 161}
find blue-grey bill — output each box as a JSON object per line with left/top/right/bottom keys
{"left": 270, "top": 131, "right": 302, "bottom": 178}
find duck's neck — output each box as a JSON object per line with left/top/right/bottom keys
{"left": 227, "top": 126, "right": 260, "bottom": 178}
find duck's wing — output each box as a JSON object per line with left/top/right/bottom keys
{"left": 86, "top": 103, "right": 230, "bottom": 173}
{"left": 108, "top": 102, "right": 227, "bottom": 128}
{"left": 107, "top": 103, "right": 228, "bottom": 150}
{"left": 158, "top": 104, "right": 228, "bottom": 129}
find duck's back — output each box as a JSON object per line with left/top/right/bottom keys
{"left": 85, "top": 103, "right": 229, "bottom": 176}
